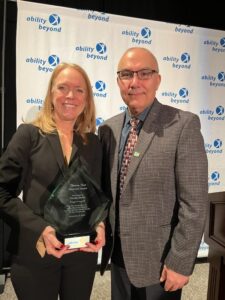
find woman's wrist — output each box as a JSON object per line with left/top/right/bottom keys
{"left": 96, "top": 222, "right": 105, "bottom": 230}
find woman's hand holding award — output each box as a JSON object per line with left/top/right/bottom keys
{"left": 44, "top": 157, "right": 109, "bottom": 249}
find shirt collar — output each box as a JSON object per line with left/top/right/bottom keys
{"left": 124, "top": 104, "right": 153, "bottom": 125}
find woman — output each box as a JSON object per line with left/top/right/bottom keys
{"left": 0, "top": 63, "right": 106, "bottom": 300}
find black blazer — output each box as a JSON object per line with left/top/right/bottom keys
{"left": 0, "top": 124, "right": 103, "bottom": 260}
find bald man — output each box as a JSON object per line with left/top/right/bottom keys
{"left": 99, "top": 47, "right": 208, "bottom": 300}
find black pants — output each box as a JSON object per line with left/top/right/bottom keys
{"left": 11, "top": 251, "right": 98, "bottom": 300}
{"left": 111, "top": 263, "right": 182, "bottom": 300}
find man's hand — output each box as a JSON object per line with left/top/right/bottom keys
{"left": 160, "top": 265, "right": 189, "bottom": 291}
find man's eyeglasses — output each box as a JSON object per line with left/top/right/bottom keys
{"left": 54, "top": 84, "right": 86, "bottom": 96}
{"left": 117, "top": 69, "right": 158, "bottom": 80}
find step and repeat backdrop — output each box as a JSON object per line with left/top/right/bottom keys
{"left": 16, "top": 0, "right": 225, "bottom": 257}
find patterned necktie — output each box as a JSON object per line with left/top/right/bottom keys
{"left": 119, "top": 118, "right": 140, "bottom": 195}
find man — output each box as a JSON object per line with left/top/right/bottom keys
{"left": 99, "top": 47, "right": 208, "bottom": 300}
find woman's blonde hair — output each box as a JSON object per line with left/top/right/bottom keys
{"left": 32, "top": 62, "right": 96, "bottom": 138}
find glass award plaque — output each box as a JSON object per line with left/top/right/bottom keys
{"left": 44, "top": 157, "right": 109, "bottom": 249}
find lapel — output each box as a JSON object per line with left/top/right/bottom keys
{"left": 110, "top": 113, "right": 125, "bottom": 202}
{"left": 121, "top": 99, "right": 163, "bottom": 193}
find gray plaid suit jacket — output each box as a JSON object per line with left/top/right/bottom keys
{"left": 99, "top": 99, "right": 208, "bottom": 287}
